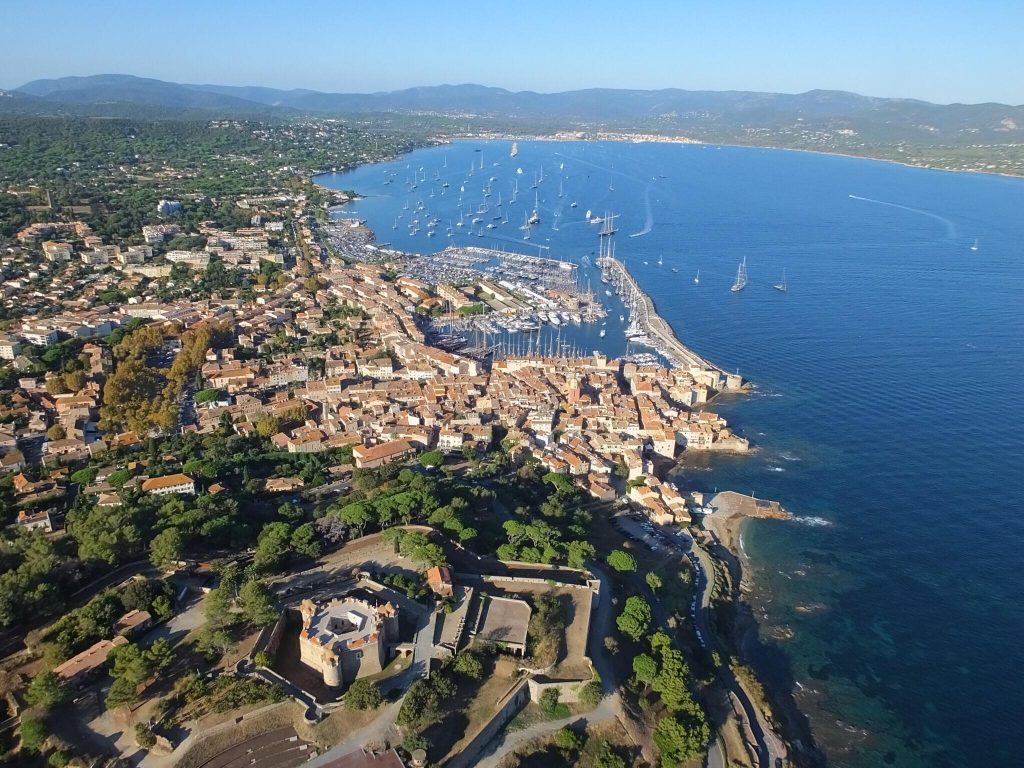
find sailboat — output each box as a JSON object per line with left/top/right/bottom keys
{"left": 970, "top": 238, "right": 979, "bottom": 252}
{"left": 730, "top": 258, "right": 747, "bottom": 292}
{"left": 693, "top": 269, "right": 699, "bottom": 284}
{"left": 773, "top": 268, "right": 787, "bottom": 292}
{"left": 510, "top": 142, "right": 519, "bottom": 158}
{"left": 657, "top": 254, "right": 663, "bottom": 266}
{"left": 528, "top": 192, "right": 540, "bottom": 225}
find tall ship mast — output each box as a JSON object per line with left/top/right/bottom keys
{"left": 731, "top": 257, "right": 748, "bottom": 292}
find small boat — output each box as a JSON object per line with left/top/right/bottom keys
{"left": 599, "top": 329, "right": 607, "bottom": 338}
{"left": 773, "top": 269, "right": 787, "bottom": 292}
{"left": 730, "top": 258, "right": 747, "bottom": 293}
{"left": 693, "top": 269, "right": 699, "bottom": 284}
{"left": 970, "top": 238, "right": 979, "bottom": 252}
{"left": 570, "top": 201, "right": 578, "bottom": 208}
{"left": 510, "top": 142, "right": 519, "bottom": 157}
{"left": 671, "top": 267, "right": 679, "bottom": 273}
{"left": 657, "top": 254, "right": 663, "bottom": 266}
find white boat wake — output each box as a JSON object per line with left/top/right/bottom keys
{"left": 629, "top": 184, "right": 654, "bottom": 237}
{"left": 791, "top": 516, "right": 833, "bottom": 527}
{"left": 848, "top": 194, "right": 956, "bottom": 239}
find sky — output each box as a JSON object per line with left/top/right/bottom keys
{"left": 2, "top": 0, "right": 1023, "bottom": 105}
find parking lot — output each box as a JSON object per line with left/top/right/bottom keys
{"left": 610, "top": 510, "right": 693, "bottom": 555}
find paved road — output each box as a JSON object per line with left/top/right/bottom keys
{"left": 690, "top": 542, "right": 785, "bottom": 768}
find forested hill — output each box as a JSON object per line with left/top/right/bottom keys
{"left": 6, "top": 74, "right": 1024, "bottom": 173}
{"left": 8, "top": 73, "right": 1024, "bottom": 144}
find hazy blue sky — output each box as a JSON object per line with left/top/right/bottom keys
{"left": 3, "top": 0, "right": 1022, "bottom": 104}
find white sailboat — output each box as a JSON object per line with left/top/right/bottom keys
{"left": 510, "top": 142, "right": 519, "bottom": 158}
{"left": 528, "top": 191, "right": 540, "bottom": 225}
{"left": 657, "top": 254, "right": 663, "bottom": 266}
{"left": 970, "top": 238, "right": 979, "bottom": 252}
{"left": 730, "top": 258, "right": 747, "bottom": 293}
{"left": 693, "top": 269, "right": 700, "bottom": 285}
{"left": 773, "top": 268, "right": 787, "bottom": 293}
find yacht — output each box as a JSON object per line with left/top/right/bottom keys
{"left": 773, "top": 268, "right": 787, "bottom": 293}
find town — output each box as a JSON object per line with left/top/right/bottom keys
{"left": 0, "top": 114, "right": 789, "bottom": 768}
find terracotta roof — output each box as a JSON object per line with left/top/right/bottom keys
{"left": 140, "top": 473, "right": 193, "bottom": 492}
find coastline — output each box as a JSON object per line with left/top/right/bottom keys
{"left": 313, "top": 147, "right": 817, "bottom": 766}
{"left": 701, "top": 503, "right": 826, "bottom": 768}
{"left": 438, "top": 130, "right": 1024, "bottom": 181}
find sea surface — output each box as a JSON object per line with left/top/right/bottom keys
{"left": 317, "top": 140, "right": 1024, "bottom": 768}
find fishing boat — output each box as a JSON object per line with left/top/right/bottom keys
{"left": 970, "top": 238, "right": 979, "bottom": 252}
{"left": 773, "top": 268, "right": 787, "bottom": 292}
{"left": 730, "top": 258, "right": 747, "bottom": 292}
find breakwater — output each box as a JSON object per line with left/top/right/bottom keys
{"left": 602, "top": 256, "right": 724, "bottom": 373}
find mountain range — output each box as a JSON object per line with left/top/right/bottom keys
{"left": 4, "top": 73, "right": 1024, "bottom": 145}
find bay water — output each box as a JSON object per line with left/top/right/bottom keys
{"left": 318, "top": 140, "right": 1024, "bottom": 767}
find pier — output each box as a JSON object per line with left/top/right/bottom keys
{"left": 602, "top": 256, "right": 722, "bottom": 372}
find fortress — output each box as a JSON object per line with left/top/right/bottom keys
{"left": 297, "top": 596, "right": 399, "bottom": 687}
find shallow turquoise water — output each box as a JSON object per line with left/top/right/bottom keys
{"left": 319, "top": 140, "right": 1024, "bottom": 767}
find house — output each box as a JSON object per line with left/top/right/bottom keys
{"left": 140, "top": 473, "right": 195, "bottom": 496}
{"left": 53, "top": 635, "right": 128, "bottom": 688}
{"left": 426, "top": 566, "right": 454, "bottom": 598}
{"left": 0, "top": 449, "right": 25, "bottom": 474}
{"left": 352, "top": 439, "right": 415, "bottom": 469}
{"left": 114, "top": 609, "right": 154, "bottom": 639}
{"left": 16, "top": 509, "right": 55, "bottom": 532}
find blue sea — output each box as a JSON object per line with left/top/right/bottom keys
{"left": 317, "top": 140, "right": 1024, "bottom": 768}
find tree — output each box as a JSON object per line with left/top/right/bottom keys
{"left": 203, "top": 586, "right": 234, "bottom": 629}
{"left": 345, "top": 679, "right": 382, "bottom": 710}
{"left": 632, "top": 653, "right": 658, "bottom": 687}
{"left": 397, "top": 678, "right": 438, "bottom": 727}
{"left": 451, "top": 651, "right": 483, "bottom": 680}
{"left": 606, "top": 549, "right": 637, "bottom": 573}
{"left": 419, "top": 449, "right": 443, "bottom": 468}
{"left": 616, "top": 596, "right": 651, "bottom": 642}
{"left": 70, "top": 467, "right": 98, "bottom": 485}
{"left": 25, "top": 670, "right": 64, "bottom": 709}
{"left": 653, "top": 714, "right": 708, "bottom": 766}
{"left": 290, "top": 523, "right": 321, "bottom": 560}
{"left": 239, "top": 580, "right": 279, "bottom": 626}
{"left": 146, "top": 637, "right": 174, "bottom": 673}
{"left": 553, "top": 727, "right": 584, "bottom": 755}
{"left": 592, "top": 742, "right": 628, "bottom": 768}
{"left": 135, "top": 722, "right": 157, "bottom": 750}
{"left": 149, "top": 527, "right": 184, "bottom": 570}
{"left": 197, "top": 626, "right": 236, "bottom": 659}
{"left": 18, "top": 716, "right": 48, "bottom": 753}
{"left": 253, "top": 521, "right": 292, "bottom": 572}
{"left": 579, "top": 680, "right": 603, "bottom": 708}
{"left": 645, "top": 572, "right": 663, "bottom": 591}
{"left": 566, "top": 540, "right": 595, "bottom": 569}
{"left": 539, "top": 687, "right": 570, "bottom": 719}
